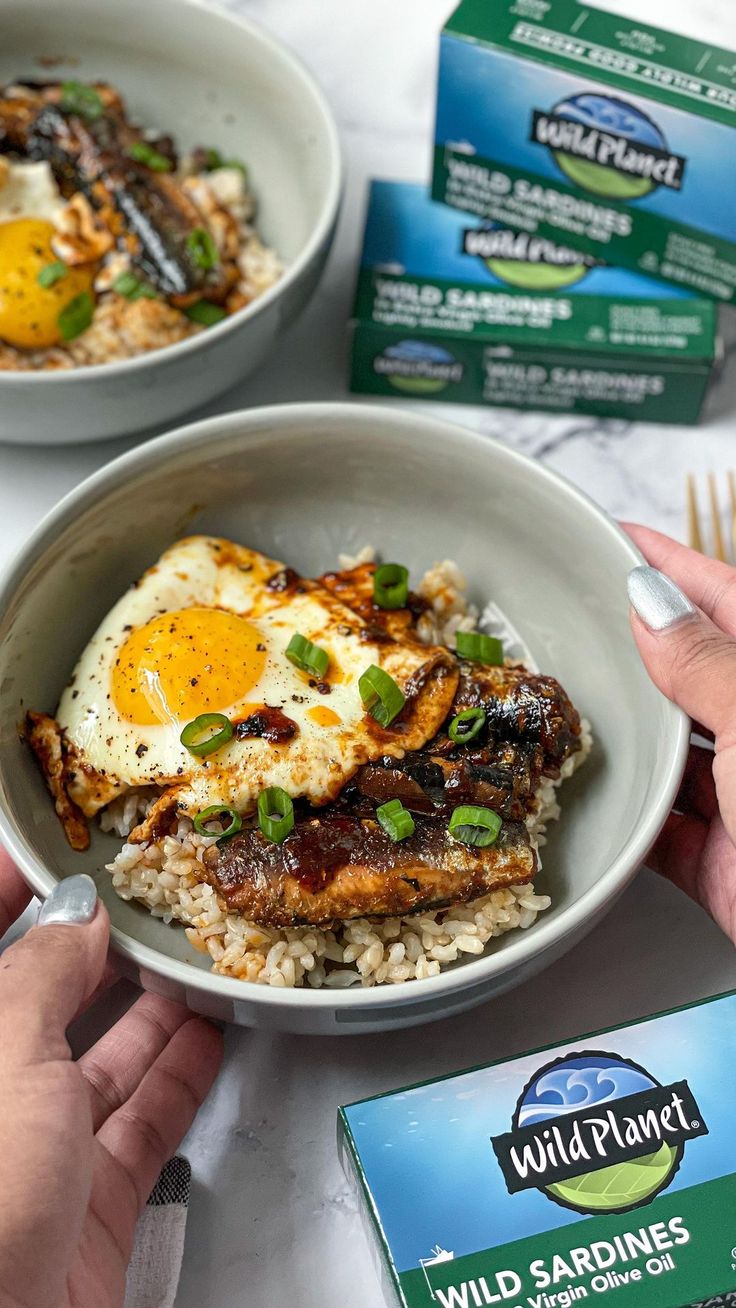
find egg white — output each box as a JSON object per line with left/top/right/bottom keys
{"left": 0, "top": 160, "right": 62, "bottom": 224}
{"left": 57, "top": 536, "right": 455, "bottom": 819}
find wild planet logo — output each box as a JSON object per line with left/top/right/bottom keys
{"left": 531, "top": 93, "right": 687, "bottom": 200}
{"left": 491, "top": 1051, "right": 708, "bottom": 1217}
{"left": 373, "top": 340, "right": 463, "bottom": 395}
{"left": 462, "top": 224, "right": 597, "bottom": 291}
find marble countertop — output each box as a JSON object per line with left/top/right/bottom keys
{"left": 2, "top": 2, "right": 736, "bottom": 1305}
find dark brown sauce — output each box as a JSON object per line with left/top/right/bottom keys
{"left": 233, "top": 706, "right": 298, "bottom": 744}
{"left": 359, "top": 623, "right": 393, "bottom": 645}
{"left": 281, "top": 816, "right": 370, "bottom": 893}
{"left": 266, "top": 566, "right": 302, "bottom": 593}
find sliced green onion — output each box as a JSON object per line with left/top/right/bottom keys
{"left": 186, "top": 226, "right": 219, "bottom": 270}
{"left": 376, "top": 798, "right": 415, "bottom": 842}
{"left": 448, "top": 805, "right": 502, "bottom": 848}
{"left": 285, "top": 633, "right": 329, "bottom": 678}
{"left": 112, "top": 270, "right": 157, "bottom": 300}
{"left": 184, "top": 300, "right": 227, "bottom": 326}
{"left": 359, "top": 664, "right": 405, "bottom": 728}
{"left": 126, "top": 140, "right": 173, "bottom": 172}
{"left": 203, "top": 147, "right": 247, "bottom": 176}
{"left": 448, "top": 707, "right": 486, "bottom": 745}
{"left": 257, "top": 786, "right": 295, "bottom": 844}
{"left": 60, "top": 81, "right": 103, "bottom": 121}
{"left": 193, "top": 804, "right": 242, "bottom": 843}
{"left": 37, "top": 260, "right": 67, "bottom": 289}
{"left": 57, "top": 291, "right": 94, "bottom": 342}
{"left": 373, "top": 562, "right": 409, "bottom": 610}
{"left": 180, "top": 712, "right": 233, "bottom": 757}
{"left": 455, "top": 631, "right": 504, "bottom": 666}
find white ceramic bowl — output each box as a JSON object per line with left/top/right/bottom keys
{"left": 0, "top": 0, "right": 341, "bottom": 445}
{"left": 0, "top": 403, "right": 689, "bottom": 1033}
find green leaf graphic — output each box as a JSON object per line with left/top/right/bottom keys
{"left": 553, "top": 154, "right": 654, "bottom": 200}
{"left": 389, "top": 377, "right": 449, "bottom": 395}
{"left": 486, "top": 259, "right": 589, "bottom": 291}
{"left": 546, "top": 1142, "right": 678, "bottom": 1212}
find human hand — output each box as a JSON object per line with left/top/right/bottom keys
{"left": 0, "top": 851, "right": 223, "bottom": 1308}
{"left": 625, "top": 523, "right": 736, "bottom": 943}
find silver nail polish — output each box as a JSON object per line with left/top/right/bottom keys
{"left": 38, "top": 874, "right": 98, "bottom": 927}
{"left": 627, "top": 565, "right": 696, "bottom": 632}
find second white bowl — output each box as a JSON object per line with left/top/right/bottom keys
{"left": 0, "top": 0, "right": 342, "bottom": 444}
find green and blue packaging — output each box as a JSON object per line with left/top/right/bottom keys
{"left": 339, "top": 990, "right": 736, "bottom": 1308}
{"left": 432, "top": 0, "right": 736, "bottom": 304}
{"left": 350, "top": 180, "right": 718, "bottom": 423}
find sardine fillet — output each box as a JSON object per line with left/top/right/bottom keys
{"left": 206, "top": 814, "right": 536, "bottom": 928}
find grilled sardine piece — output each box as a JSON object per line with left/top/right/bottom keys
{"left": 452, "top": 663, "right": 581, "bottom": 772}
{"left": 207, "top": 660, "right": 581, "bottom": 927}
{"left": 321, "top": 566, "right": 581, "bottom": 763}
{"left": 352, "top": 741, "right": 536, "bottom": 823}
{"left": 351, "top": 661, "right": 582, "bottom": 824}
{"left": 0, "top": 81, "right": 124, "bottom": 152}
{"left": 0, "top": 81, "right": 235, "bottom": 302}
{"left": 207, "top": 812, "right": 536, "bottom": 927}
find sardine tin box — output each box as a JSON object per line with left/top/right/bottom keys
{"left": 431, "top": 0, "right": 736, "bottom": 304}
{"left": 349, "top": 180, "right": 718, "bottom": 424}
{"left": 338, "top": 989, "right": 736, "bottom": 1308}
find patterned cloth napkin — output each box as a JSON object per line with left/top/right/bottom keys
{"left": 124, "top": 1157, "right": 191, "bottom": 1308}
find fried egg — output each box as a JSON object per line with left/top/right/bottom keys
{"left": 0, "top": 161, "right": 95, "bottom": 348}
{"left": 57, "top": 536, "right": 458, "bottom": 823}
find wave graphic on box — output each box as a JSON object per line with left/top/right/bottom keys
{"left": 517, "top": 1059, "right": 654, "bottom": 1125}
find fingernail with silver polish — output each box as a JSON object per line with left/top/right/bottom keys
{"left": 38, "top": 874, "right": 98, "bottom": 927}
{"left": 627, "top": 565, "right": 696, "bottom": 632}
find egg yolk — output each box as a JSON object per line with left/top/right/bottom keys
{"left": 0, "top": 218, "right": 95, "bottom": 349}
{"left": 112, "top": 608, "right": 267, "bottom": 727}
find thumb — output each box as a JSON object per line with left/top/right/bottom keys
{"left": 0, "top": 874, "right": 110, "bottom": 1064}
{"left": 628, "top": 565, "right": 736, "bottom": 742}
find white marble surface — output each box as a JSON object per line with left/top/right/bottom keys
{"left": 2, "top": 2, "right": 736, "bottom": 1305}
